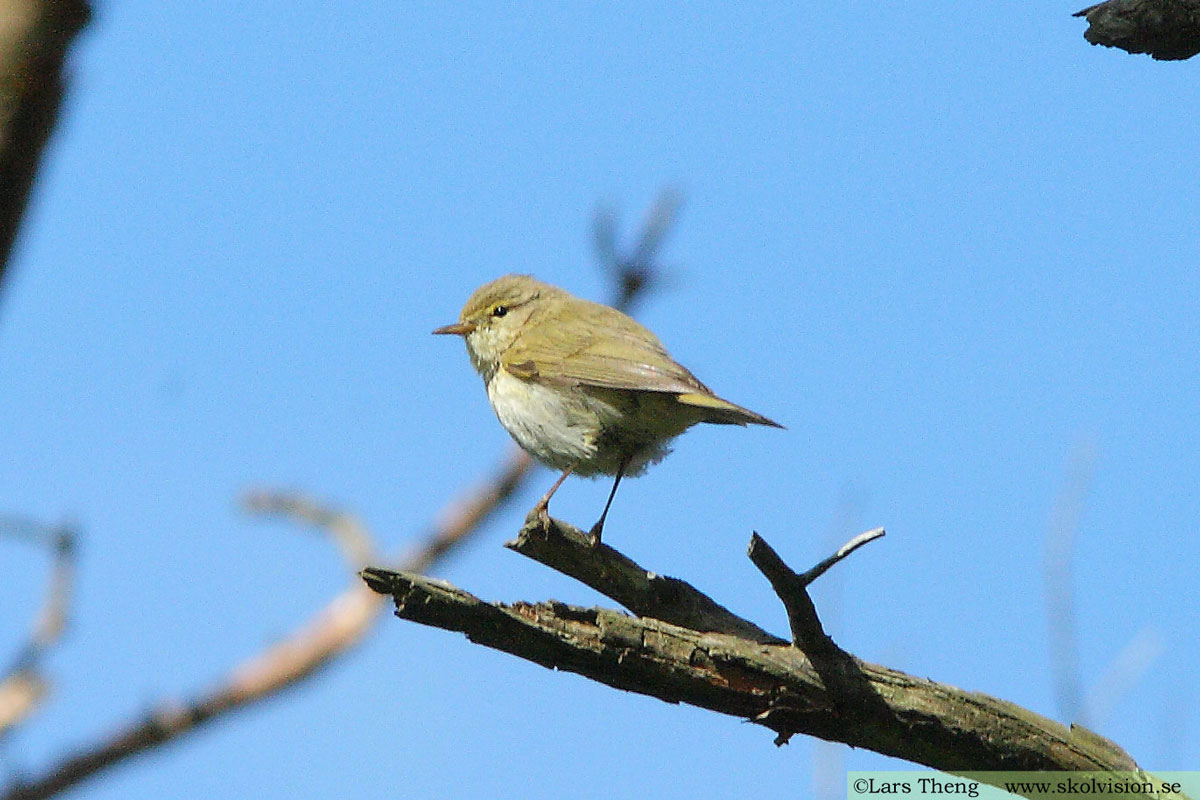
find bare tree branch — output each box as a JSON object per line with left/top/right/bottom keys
{"left": 0, "top": 518, "right": 75, "bottom": 737}
{"left": 408, "top": 449, "right": 533, "bottom": 573}
{"left": 507, "top": 514, "right": 779, "bottom": 643}
{"left": 594, "top": 188, "right": 682, "bottom": 312}
{"left": 1044, "top": 442, "right": 1095, "bottom": 725}
{"left": 0, "top": 672, "right": 45, "bottom": 739}
{"left": 361, "top": 515, "right": 1184, "bottom": 800}
{"left": 1074, "top": 0, "right": 1200, "bottom": 60}
{"left": 1, "top": 487, "right": 518, "bottom": 800}
{"left": 1, "top": 495, "right": 381, "bottom": 800}
{"left": 747, "top": 528, "right": 884, "bottom": 653}
{"left": 1086, "top": 626, "right": 1164, "bottom": 726}
{"left": 810, "top": 490, "right": 865, "bottom": 800}
{"left": 242, "top": 490, "right": 377, "bottom": 569}
{"left": 0, "top": 0, "right": 91, "bottom": 298}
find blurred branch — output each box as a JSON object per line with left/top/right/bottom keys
{"left": 0, "top": 196, "right": 673, "bottom": 800}
{"left": 242, "top": 490, "right": 377, "bottom": 569}
{"left": 1085, "top": 626, "right": 1164, "bottom": 726}
{"left": 0, "top": 0, "right": 91, "bottom": 299}
{"left": 363, "top": 516, "right": 1174, "bottom": 800}
{"left": 0, "top": 518, "right": 75, "bottom": 737}
{"left": 1043, "top": 442, "right": 1095, "bottom": 725}
{"left": 1074, "top": 0, "right": 1200, "bottom": 60}
{"left": 2, "top": 490, "right": 505, "bottom": 800}
{"left": 1, "top": 496, "right": 378, "bottom": 800}
{"left": 407, "top": 448, "right": 533, "bottom": 573}
{"left": 0, "top": 673, "right": 45, "bottom": 740}
{"left": 594, "top": 187, "right": 681, "bottom": 312}
{"left": 1044, "top": 443, "right": 1165, "bottom": 738}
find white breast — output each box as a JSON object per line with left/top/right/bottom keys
{"left": 486, "top": 369, "right": 601, "bottom": 473}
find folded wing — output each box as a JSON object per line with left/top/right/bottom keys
{"left": 502, "top": 299, "right": 781, "bottom": 428}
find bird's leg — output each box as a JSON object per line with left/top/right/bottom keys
{"left": 588, "top": 455, "right": 630, "bottom": 547}
{"left": 529, "top": 466, "right": 573, "bottom": 528}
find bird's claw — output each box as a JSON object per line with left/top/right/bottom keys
{"left": 525, "top": 502, "right": 553, "bottom": 532}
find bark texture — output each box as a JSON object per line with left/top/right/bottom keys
{"left": 1075, "top": 0, "right": 1200, "bottom": 60}
{"left": 362, "top": 515, "right": 1183, "bottom": 800}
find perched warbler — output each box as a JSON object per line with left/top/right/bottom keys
{"left": 434, "top": 274, "right": 781, "bottom": 545}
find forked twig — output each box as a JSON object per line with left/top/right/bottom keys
{"left": 747, "top": 528, "right": 884, "bottom": 651}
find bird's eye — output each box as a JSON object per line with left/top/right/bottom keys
{"left": 492, "top": 305, "right": 508, "bottom": 318}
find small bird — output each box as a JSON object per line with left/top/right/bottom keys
{"left": 434, "top": 274, "right": 781, "bottom": 545}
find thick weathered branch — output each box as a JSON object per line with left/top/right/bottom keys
{"left": 507, "top": 514, "right": 781, "bottom": 643}
{"left": 745, "top": 529, "right": 889, "bottom": 732}
{"left": 1074, "top": 0, "right": 1200, "bottom": 60}
{"left": 0, "top": 0, "right": 91, "bottom": 292}
{"left": 364, "top": 519, "right": 1178, "bottom": 800}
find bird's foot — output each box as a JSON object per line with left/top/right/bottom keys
{"left": 525, "top": 501, "right": 553, "bottom": 532}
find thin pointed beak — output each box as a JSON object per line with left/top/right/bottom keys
{"left": 432, "top": 321, "right": 476, "bottom": 336}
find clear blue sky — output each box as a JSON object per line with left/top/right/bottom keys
{"left": 2, "top": 4, "right": 1197, "bottom": 798}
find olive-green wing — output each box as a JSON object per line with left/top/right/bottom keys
{"left": 500, "top": 298, "right": 783, "bottom": 428}
{"left": 501, "top": 299, "right": 709, "bottom": 395}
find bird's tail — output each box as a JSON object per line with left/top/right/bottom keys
{"left": 676, "top": 392, "right": 784, "bottom": 428}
